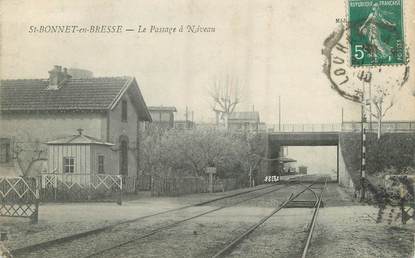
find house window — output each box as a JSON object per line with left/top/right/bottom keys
{"left": 63, "top": 157, "right": 75, "bottom": 173}
{"left": 98, "top": 155, "right": 104, "bottom": 174}
{"left": 0, "top": 140, "right": 10, "bottom": 163}
{"left": 121, "top": 100, "right": 128, "bottom": 122}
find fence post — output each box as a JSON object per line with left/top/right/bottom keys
{"left": 31, "top": 201, "right": 39, "bottom": 224}
{"left": 117, "top": 176, "right": 123, "bottom": 205}
{"left": 150, "top": 176, "right": 154, "bottom": 196}
{"left": 31, "top": 178, "right": 40, "bottom": 224}
{"left": 134, "top": 177, "right": 138, "bottom": 194}
{"left": 37, "top": 175, "right": 43, "bottom": 202}
{"left": 54, "top": 175, "right": 57, "bottom": 201}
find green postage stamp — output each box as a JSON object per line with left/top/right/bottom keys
{"left": 348, "top": 0, "right": 405, "bottom": 66}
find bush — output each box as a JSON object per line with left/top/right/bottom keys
{"left": 340, "top": 132, "right": 415, "bottom": 186}
{"left": 139, "top": 128, "right": 265, "bottom": 180}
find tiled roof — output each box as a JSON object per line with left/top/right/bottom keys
{"left": 1, "top": 76, "right": 132, "bottom": 111}
{"left": 228, "top": 111, "right": 260, "bottom": 121}
{"left": 47, "top": 133, "right": 114, "bottom": 146}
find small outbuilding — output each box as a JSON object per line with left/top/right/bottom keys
{"left": 46, "top": 129, "right": 115, "bottom": 175}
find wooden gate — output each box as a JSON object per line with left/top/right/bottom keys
{"left": 0, "top": 177, "right": 39, "bottom": 223}
{"left": 40, "top": 174, "right": 123, "bottom": 204}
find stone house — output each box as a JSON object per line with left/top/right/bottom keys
{"left": 0, "top": 65, "right": 151, "bottom": 177}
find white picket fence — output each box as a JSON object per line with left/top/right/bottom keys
{"left": 40, "top": 173, "right": 123, "bottom": 204}
{"left": 0, "top": 177, "right": 39, "bottom": 222}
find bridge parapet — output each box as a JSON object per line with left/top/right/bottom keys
{"left": 341, "top": 121, "right": 415, "bottom": 133}
{"left": 270, "top": 123, "right": 341, "bottom": 133}
{"left": 268, "top": 121, "right": 415, "bottom": 133}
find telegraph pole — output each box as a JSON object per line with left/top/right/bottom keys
{"left": 360, "top": 102, "right": 366, "bottom": 201}
{"left": 359, "top": 71, "right": 371, "bottom": 201}
{"left": 369, "top": 83, "right": 372, "bottom": 131}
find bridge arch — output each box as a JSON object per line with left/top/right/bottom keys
{"left": 266, "top": 132, "right": 340, "bottom": 181}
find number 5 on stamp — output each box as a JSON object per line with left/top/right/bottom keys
{"left": 348, "top": 0, "right": 405, "bottom": 66}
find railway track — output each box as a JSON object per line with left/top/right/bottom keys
{"left": 212, "top": 180, "right": 327, "bottom": 258}
{"left": 12, "top": 177, "right": 328, "bottom": 258}
{"left": 82, "top": 181, "right": 325, "bottom": 258}
{"left": 11, "top": 183, "right": 287, "bottom": 257}
{"left": 83, "top": 183, "right": 290, "bottom": 258}
{"left": 301, "top": 180, "right": 326, "bottom": 258}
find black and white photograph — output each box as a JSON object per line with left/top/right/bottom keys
{"left": 0, "top": 0, "right": 414, "bottom": 257}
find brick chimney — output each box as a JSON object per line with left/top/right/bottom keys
{"left": 47, "top": 65, "right": 72, "bottom": 90}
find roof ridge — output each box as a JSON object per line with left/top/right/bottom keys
{"left": 0, "top": 78, "right": 47, "bottom": 81}
{"left": 82, "top": 134, "right": 104, "bottom": 142}
{"left": 69, "top": 76, "right": 131, "bottom": 80}
{"left": 46, "top": 134, "right": 114, "bottom": 146}
{"left": 0, "top": 75, "right": 151, "bottom": 121}
{"left": 0, "top": 76, "right": 131, "bottom": 82}
{"left": 66, "top": 135, "right": 80, "bottom": 143}
{"left": 108, "top": 76, "right": 134, "bottom": 110}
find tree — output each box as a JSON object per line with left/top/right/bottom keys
{"left": 363, "top": 67, "right": 409, "bottom": 139}
{"left": 13, "top": 138, "right": 47, "bottom": 177}
{"left": 209, "top": 75, "right": 242, "bottom": 129}
{"left": 139, "top": 125, "right": 169, "bottom": 176}
{"left": 369, "top": 85, "right": 395, "bottom": 139}
{"left": 139, "top": 128, "right": 261, "bottom": 181}
{"left": 168, "top": 130, "right": 242, "bottom": 177}
{"left": 238, "top": 132, "right": 266, "bottom": 187}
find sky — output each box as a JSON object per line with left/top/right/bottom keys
{"left": 1, "top": 0, "right": 414, "bottom": 125}
{"left": 288, "top": 146, "right": 337, "bottom": 178}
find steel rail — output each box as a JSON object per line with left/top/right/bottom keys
{"left": 10, "top": 183, "right": 278, "bottom": 256}
{"left": 83, "top": 184, "right": 290, "bottom": 258}
{"left": 301, "top": 179, "right": 327, "bottom": 258}
{"left": 298, "top": 182, "right": 319, "bottom": 203}
{"left": 212, "top": 182, "right": 320, "bottom": 258}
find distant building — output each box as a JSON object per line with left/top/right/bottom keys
{"left": 228, "top": 111, "right": 260, "bottom": 132}
{"left": 273, "top": 157, "right": 297, "bottom": 176}
{"left": 299, "top": 166, "right": 308, "bottom": 174}
{"left": 174, "top": 120, "right": 195, "bottom": 130}
{"left": 148, "top": 106, "right": 177, "bottom": 129}
{"left": 0, "top": 65, "right": 151, "bottom": 177}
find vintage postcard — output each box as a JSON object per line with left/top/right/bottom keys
{"left": 0, "top": 0, "right": 414, "bottom": 257}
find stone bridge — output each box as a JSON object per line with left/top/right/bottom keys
{"left": 263, "top": 121, "right": 415, "bottom": 184}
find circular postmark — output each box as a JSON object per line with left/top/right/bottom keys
{"left": 322, "top": 23, "right": 409, "bottom": 105}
